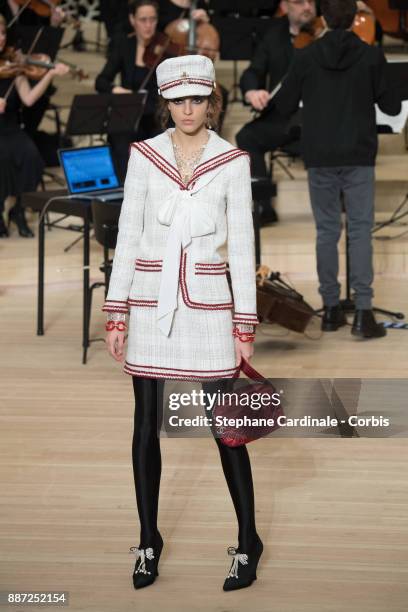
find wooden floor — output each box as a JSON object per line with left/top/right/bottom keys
{"left": 1, "top": 24, "right": 408, "bottom": 611}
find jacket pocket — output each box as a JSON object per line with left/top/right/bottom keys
{"left": 181, "top": 252, "right": 233, "bottom": 310}
{"left": 128, "top": 258, "right": 162, "bottom": 305}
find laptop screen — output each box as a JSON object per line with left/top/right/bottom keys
{"left": 59, "top": 146, "right": 120, "bottom": 194}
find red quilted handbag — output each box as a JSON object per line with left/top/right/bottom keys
{"left": 212, "top": 358, "right": 284, "bottom": 447}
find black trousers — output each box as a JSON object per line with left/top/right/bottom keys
{"left": 236, "top": 107, "right": 301, "bottom": 212}
{"left": 132, "top": 376, "right": 258, "bottom": 551}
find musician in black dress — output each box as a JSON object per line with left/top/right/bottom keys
{"left": 236, "top": 0, "right": 316, "bottom": 225}
{"left": 95, "top": 0, "right": 164, "bottom": 183}
{"left": 0, "top": 13, "right": 69, "bottom": 238}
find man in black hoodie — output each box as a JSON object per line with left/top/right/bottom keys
{"left": 275, "top": 0, "right": 401, "bottom": 339}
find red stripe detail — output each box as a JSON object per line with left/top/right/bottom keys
{"left": 136, "top": 258, "right": 163, "bottom": 263}
{"left": 104, "top": 299, "right": 127, "bottom": 304}
{"left": 142, "top": 141, "right": 182, "bottom": 178}
{"left": 180, "top": 251, "right": 233, "bottom": 310}
{"left": 160, "top": 78, "right": 213, "bottom": 91}
{"left": 187, "top": 150, "right": 248, "bottom": 188}
{"left": 195, "top": 148, "right": 245, "bottom": 171}
{"left": 128, "top": 299, "right": 158, "bottom": 307}
{"left": 124, "top": 368, "right": 237, "bottom": 380}
{"left": 132, "top": 142, "right": 185, "bottom": 189}
{"left": 124, "top": 361, "right": 238, "bottom": 374}
{"left": 195, "top": 262, "right": 226, "bottom": 268}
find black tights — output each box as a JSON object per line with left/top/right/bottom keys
{"left": 132, "top": 376, "right": 258, "bottom": 551}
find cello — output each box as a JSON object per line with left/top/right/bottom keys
{"left": 163, "top": 0, "right": 220, "bottom": 60}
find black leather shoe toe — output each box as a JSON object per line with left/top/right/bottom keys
{"left": 351, "top": 310, "right": 386, "bottom": 339}
{"left": 321, "top": 304, "right": 347, "bottom": 331}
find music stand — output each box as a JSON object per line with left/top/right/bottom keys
{"left": 66, "top": 92, "right": 148, "bottom": 136}
{"left": 209, "top": 1, "right": 278, "bottom": 102}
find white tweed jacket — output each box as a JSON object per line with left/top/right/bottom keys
{"left": 102, "top": 127, "right": 259, "bottom": 335}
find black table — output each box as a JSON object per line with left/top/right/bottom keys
{"left": 22, "top": 190, "right": 121, "bottom": 364}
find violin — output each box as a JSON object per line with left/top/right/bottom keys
{"left": 0, "top": 46, "right": 88, "bottom": 81}
{"left": 293, "top": 12, "right": 376, "bottom": 49}
{"left": 142, "top": 31, "right": 183, "bottom": 69}
{"left": 10, "top": 0, "right": 80, "bottom": 29}
{"left": 13, "top": 0, "right": 61, "bottom": 18}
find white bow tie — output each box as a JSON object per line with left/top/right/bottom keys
{"left": 156, "top": 188, "right": 216, "bottom": 336}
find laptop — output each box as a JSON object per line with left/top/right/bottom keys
{"left": 58, "top": 145, "right": 124, "bottom": 201}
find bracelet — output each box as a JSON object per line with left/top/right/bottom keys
{"left": 107, "top": 312, "right": 127, "bottom": 322}
{"left": 232, "top": 327, "right": 255, "bottom": 343}
{"left": 105, "top": 321, "right": 127, "bottom": 332}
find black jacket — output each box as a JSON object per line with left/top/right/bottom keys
{"left": 240, "top": 16, "right": 293, "bottom": 97}
{"left": 275, "top": 30, "right": 401, "bottom": 168}
{"left": 95, "top": 35, "right": 159, "bottom": 116}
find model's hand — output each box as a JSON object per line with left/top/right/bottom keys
{"left": 234, "top": 338, "right": 254, "bottom": 367}
{"left": 245, "top": 89, "right": 270, "bottom": 111}
{"left": 0, "top": 97, "right": 6, "bottom": 114}
{"left": 106, "top": 330, "right": 126, "bottom": 362}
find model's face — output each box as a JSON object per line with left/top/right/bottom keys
{"left": 0, "top": 25, "right": 7, "bottom": 54}
{"left": 167, "top": 96, "right": 209, "bottom": 134}
{"left": 129, "top": 5, "right": 158, "bottom": 42}
{"left": 281, "top": 0, "right": 316, "bottom": 29}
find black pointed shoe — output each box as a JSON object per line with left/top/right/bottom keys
{"left": 321, "top": 304, "right": 347, "bottom": 331}
{"left": 223, "top": 535, "right": 263, "bottom": 591}
{"left": 351, "top": 309, "right": 386, "bottom": 339}
{"left": 130, "top": 532, "right": 163, "bottom": 589}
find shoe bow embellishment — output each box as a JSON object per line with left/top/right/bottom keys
{"left": 226, "top": 546, "right": 248, "bottom": 579}
{"left": 129, "top": 546, "right": 155, "bottom": 575}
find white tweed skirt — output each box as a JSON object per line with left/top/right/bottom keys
{"left": 123, "top": 284, "right": 238, "bottom": 381}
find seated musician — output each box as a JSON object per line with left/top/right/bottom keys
{"left": 0, "top": 13, "right": 69, "bottom": 238}
{"left": 0, "top": 0, "right": 66, "bottom": 148}
{"left": 236, "top": 0, "right": 317, "bottom": 226}
{"left": 95, "top": 0, "right": 163, "bottom": 183}
{"left": 0, "top": 0, "right": 65, "bottom": 32}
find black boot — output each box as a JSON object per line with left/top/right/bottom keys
{"left": 351, "top": 309, "right": 386, "bottom": 339}
{"left": 130, "top": 531, "right": 163, "bottom": 589}
{"left": 7, "top": 203, "right": 34, "bottom": 238}
{"left": 223, "top": 534, "right": 263, "bottom": 591}
{"left": 321, "top": 304, "right": 347, "bottom": 331}
{"left": 0, "top": 213, "right": 9, "bottom": 238}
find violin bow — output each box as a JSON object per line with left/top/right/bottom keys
{"left": 7, "top": 0, "right": 34, "bottom": 28}
{"left": 4, "top": 26, "right": 44, "bottom": 101}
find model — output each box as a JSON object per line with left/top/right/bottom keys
{"left": 103, "top": 54, "right": 263, "bottom": 591}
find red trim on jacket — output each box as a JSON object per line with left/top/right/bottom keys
{"left": 180, "top": 251, "right": 233, "bottom": 310}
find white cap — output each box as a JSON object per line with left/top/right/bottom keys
{"left": 156, "top": 54, "right": 216, "bottom": 99}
